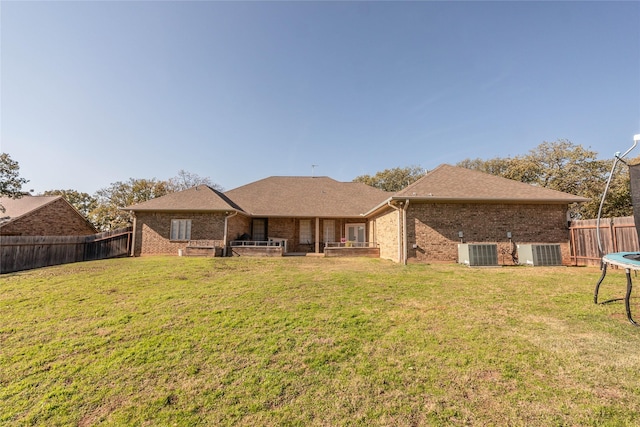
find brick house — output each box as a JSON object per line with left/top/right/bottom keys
{"left": 126, "top": 177, "right": 390, "bottom": 257}
{"left": 224, "top": 176, "right": 391, "bottom": 255}
{"left": 0, "top": 195, "right": 97, "bottom": 236}
{"left": 125, "top": 185, "right": 242, "bottom": 257}
{"left": 124, "top": 165, "right": 588, "bottom": 264}
{"left": 365, "top": 164, "right": 588, "bottom": 264}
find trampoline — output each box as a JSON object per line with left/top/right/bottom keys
{"left": 594, "top": 134, "right": 640, "bottom": 325}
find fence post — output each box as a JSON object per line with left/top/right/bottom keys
{"left": 570, "top": 226, "right": 576, "bottom": 266}
{"left": 610, "top": 219, "right": 617, "bottom": 253}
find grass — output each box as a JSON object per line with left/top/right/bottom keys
{"left": 2, "top": 256, "right": 640, "bottom": 426}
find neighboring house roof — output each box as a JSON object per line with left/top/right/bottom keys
{"left": 0, "top": 195, "right": 97, "bottom": 232}
{"left": 224, "top": 176, "right": 391, "bottom": 217}
{"left": 393, "top": 164, "right": 590, "bottom": 203}
{"left": 0, "top": 196, "right": 59, "bottom": 224}
{"left": 0, "top": 195, "right": 65, "bottom": 227}
{"left": 123, "top": 185, "right": 241, "bottom": 212}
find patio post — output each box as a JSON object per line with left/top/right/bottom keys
{"left": 315, "top": 217, "right": 320, "bottom": 253}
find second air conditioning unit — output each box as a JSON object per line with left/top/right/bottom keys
{"left": 458, "top": 243, "right": 499, "bottom": 266}
{"left": 517, "top": 244, "right": 562, "bottom": 266}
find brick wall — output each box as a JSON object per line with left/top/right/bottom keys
{"left": 265, "top": 217, "right": 331, "bottom": 253}
{"left": 0, "top": 198, "right": 96, "bottom": 236}
{"left": 371, "top": 209, "right": 400, "bottom": 262}
{"left": 324, "top": 247, "right": 380, "bottom": 258}
{"left": 406, "top": 202, "right": 571, "bottom": 264}
{"left": 225, "top": 216, "right": 372, "bottom": 253}
{"left": 134, "top": 213, "right": 380, "bottom": 256}
{"left": 227, "top": 214, "right": 251, "bottom": 241}
{"left": 231, "top": 247, "right": 283, "bottom": 257}
{"left": 133, "top": 212, "right": 226, "bottom": 256}
{"left": 267, "top": 217, "right": 297, "bottom": 243}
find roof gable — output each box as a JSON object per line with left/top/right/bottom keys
{"left": 224, "top": 176, "right": 390, "bottom": 217}
{"left": 124, "top": 186, "right": 240, "bottom": 212}
{"left": 0, "top": 195, "right": 97, "bottom": 232}
{"left": 393, "top": 164, "right": 590, "bottom": 203}
{"left": 0, "top": 195, "right": 60, "bottom": 225}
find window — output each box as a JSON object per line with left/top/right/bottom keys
{"left": 252, "top": 218, "right": 267, "bottom": 241}
{"left": 323, "top": 220, "right": 335, "bottom": 243}
{"left": 170, "top": 219, "right": 191, "bottom": 241}
{"left": 300, "top": 219, "right": 312, "bottom": 244}
{"left": 346, "top": 223, "right": 366, "bottom": 243}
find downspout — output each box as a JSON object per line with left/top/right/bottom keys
{"left": 403, "top": 199, "right": 410, "bottom": 265}
{"left": 388, "top": 200, "right": 403, "bottom": 263}
{"left": 223, "top": 211, "right": 238, "bottom": 257}
{"left": 130, "top": 214, "right": 137, "bottom": 257}
{"left": 372, "top": 218, "right": 376, "bottom": 247}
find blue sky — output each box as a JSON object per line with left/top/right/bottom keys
{"left": 2, "top": 1, "right": 639, "bottom": 195}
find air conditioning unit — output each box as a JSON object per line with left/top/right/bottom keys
{"left": 517, "top": 244, "right": 562, "bottom": 266}
{"left": 458, "top": 244, "right": 498, "bottom": 266}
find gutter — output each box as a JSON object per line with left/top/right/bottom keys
{"left": 364, "top": 197, "right": 394, "bottom": 218}
{"left": 130, "top": 215, "right": 137, "bottom": 257}
{"left": 223, "top": 211, "right": 238, "bottom": 256}
{"left": 403, "top": 199, "right": 409, "bottom": 265}
{"left": 364, "top": 196, "right": 589, "bottom": 217}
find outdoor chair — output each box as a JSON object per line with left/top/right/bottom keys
{"left": 594, "top": 134, "right": 640, "bottom": 325}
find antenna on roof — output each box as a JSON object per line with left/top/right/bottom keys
{"left": 311, "top": 164, "right": 318, "bottom": 177}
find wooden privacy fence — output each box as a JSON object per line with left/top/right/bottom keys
{"left": 570, "top": 217, "right": 638, "bottom": 266}
{"left": 0, "top": 227, "right": 132, "bottom": 274}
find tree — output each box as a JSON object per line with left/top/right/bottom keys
{"left": 591, "top": 155, "right": 640, "bottom": 219}
{"left": 353, "top": 166, "right": 426, "bottom": 192}
{"left": 89, "top": 171, "right": 223, "bottom": 231}
{"left": 167, "top": 169, "right": 222, "bottom": 192}
{"left": 456, "top": 156, "right": 533, "bottom": 181}
{"left": 90, "top": 178, "right": 172, "bottom": 231}
{"left": 41, "top": 189, "right": 98, "bottom": 219}
{"left": 457, "top": 140, "right": 624, "bottom": 219}
{"left": 525, "top": 140, "right": 609, "bottom": 197}
{"left": 0, "top": 153, "right": 29, "bottom": 213}
{"left": 596, "top": 167, "right": 631, "bottom": 218}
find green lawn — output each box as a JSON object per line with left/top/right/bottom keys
{"left": 2, "top": 256, "right": 640, "bottom": 426}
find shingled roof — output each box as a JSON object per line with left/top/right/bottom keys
{"left": 224, "top": 176, "right": 391, "bottom": 217}
{"left": 393, "top": 164, "right": 590, "bottom": 203}
{"left": 124, "top": 185, "right": 241, "bottom": 212}
{"left": 124, "top": 167, "right": 589, "bottom": 218}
